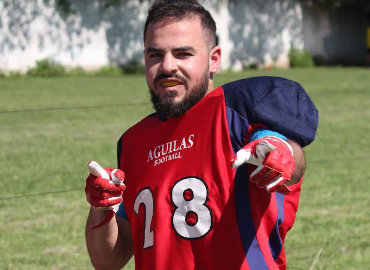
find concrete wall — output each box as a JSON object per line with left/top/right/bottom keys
{"left": 0, "top": 0, "right": 150, "bottom": 72}
{"left": 0, "top": 0, "right": 366, "bottom": 72}
{"left": 301, "top": 1, "right": 367, "bottom": 65}
{"left": 222, "top": 0, "right": 304, "bottom": 69}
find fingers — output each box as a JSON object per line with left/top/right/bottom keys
{"left": 231, "top": 139, "right": 277, "bottom": 168}
{"left": 87, "top": 160, "right": 110, "bottom": 179}
{"left": 255, "top": 140, "right": 276, "bottom": 158}
{"left": 87, "top": 195, "right": 123, "bottom": 208}
{"left": 88, "top": 188, "right": 123, "bottom": 199}
{"left": 85, "top": 161, "right": 126, "bottom": 215}
{"left": 94, "top": 176, "right": 126, "bottom": 192}
{"left": 87, "top": 160, "right": 125, "bottom": 184}
{"left": 249, "top": 165, "right": 290, "bottom": 193}
{"left": 266, "top": 176, "right": 286, "bottom": 192}
{"left": 111, "top": 169, "right": 125, "bottom": 185}
{"left": 87, "top": 175, "right": 125, "bottom": 192}
{"left": 232, "top": 136, "right": 295, "bottom": 193}
{"left": 85, "top": 173, "right": 126, "bottom": 208}
{"left": 232, "top": 148, "right": 252, "bottom": 168}
{"left": 85, "top": 177, "right": 124, "bottom": 208}
{"left": 250, "top": 165, "right": 281, "bottom": 188}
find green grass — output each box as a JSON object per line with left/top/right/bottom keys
{"left": 0, "top": 67, "right": 369, "bottom": 269}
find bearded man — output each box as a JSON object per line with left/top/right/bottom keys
{"left": 85, "top": 1, "right": 318, "bottom": 269}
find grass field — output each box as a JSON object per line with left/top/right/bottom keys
{"left": 1, "top": 67, "right": 369, "bottom": 269}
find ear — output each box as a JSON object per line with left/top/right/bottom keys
{"left": 209, "top": 46, "right": 221, "bottom": 75}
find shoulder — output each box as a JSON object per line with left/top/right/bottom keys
{"left": 117, "top": 112, "right": 158, "bottom": 154}
{"left": 120, "top": 112, "right": 158, "bottom": 142}
{"left": 221, "top": 76, "right": 318, "bottom": 146}
{"left": 117, "top": 112, "right": 158, "bottom": 167}
{"left": 222, "top": 76, "right": 310, "bottom": 117}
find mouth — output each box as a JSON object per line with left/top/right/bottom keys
{"left": 162, "top": 81, "right": 180, "bottom": 87}
{"left": 157, "top": 77, "right": 184, "bottom": 88}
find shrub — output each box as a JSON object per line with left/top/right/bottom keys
{"left": 8, "top": 71, "right": 23, "bottom": 77}
{"left": 288, "top": 48, "right": 314, "bottom": 67}
{"left": 94, "top": 65, "right": 123, "bottom": 76}
{"left": 27, "top": 59, "right": 66, "bottom": 76}
{"left": 67, "top": 66, "right": 86, "bottom": 76}
{"left": 247, "top": 62, "right": 259, "bottom": 70}
{"left": 120, "top": 60, "right": 145, "bottom": 74}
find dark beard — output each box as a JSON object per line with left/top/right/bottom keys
{"left": 149, "top": 70, "right": 209, "bottom": 118}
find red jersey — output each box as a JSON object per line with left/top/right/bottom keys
{"left": 117, "top": 77, "right": 318, "bottom": 269}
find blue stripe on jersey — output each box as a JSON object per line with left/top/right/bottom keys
{"left": 226, "top": 106, "right": 249, "bottom": 153}
{"left": 117, "top": 136, "right": 128, "bottom": 220}
{"left": 116, "top": 202, "right": 128, "bottom": 220}
{"left": 235, "top": 166, "right": 269, "bottom": 268}
{"left": 269, "top": 192, "right": 285, "bottom": 260}
{"left": 250, "top": 129, "right": 286, "bottom": 259}
{"left": 226, "top": 102, "right": 286, "bottom": 266}
{"left": 225, "top": 86, "right": 290, "bottom": 265}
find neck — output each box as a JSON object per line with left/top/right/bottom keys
{"left": 206, "top": 79, "right": 215, "bottom": 95}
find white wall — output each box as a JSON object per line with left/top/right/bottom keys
{"left": 0, "top": 0, "right": 149, "bottom": 72}
{"left": 0, "top": 0, "right": 304, "bottom": 72}
{"left": 217, "top": 0, "right": 304, "bottom": 69}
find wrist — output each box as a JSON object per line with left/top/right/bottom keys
{"left": 89, "top": 207, "right": 116, "bottom": 229}
{"left": 90, "top": 206, "right": 110, "bottom": 220}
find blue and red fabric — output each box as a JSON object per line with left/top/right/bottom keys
{"left": 116, "top": 76, "right": 318, "bottom": 269}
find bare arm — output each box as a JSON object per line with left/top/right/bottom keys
{"left": 85, "top": 208, "right": 133, "bottom": 270}
{"left": 286, "top": 140, "right": 306, "bottom": 185}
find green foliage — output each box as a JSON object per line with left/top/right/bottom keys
{"left": 92, "top": 62, "right": 145, "bottom": 76}
{"left": 288, "top": 47, "right": 314, "bottom": 67}
{"left": 27, "top": 59, "right": 67, "bottom": 76}
{"left": 8, "top": 70, "right": 23, "bottom": 77}
{"left": 93, "top": 65, "right": 123, "bottom": 76}
{"left": 120, "top": 60, "right": 146, "bottom": 75}
{"left": 242, "top": 62, "right": 259, "bottom": 70}
{"left": 67, "top": 66, "right": 86, "bottom": 76}
{"left": 1, "top": 68, "right": 370, "bottom": 269}
{"left": 10, "top": 61, "right": 145, "bottom": 78}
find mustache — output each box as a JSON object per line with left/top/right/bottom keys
{"left": 154, "top": 73, "right": 187, "bottom": 86}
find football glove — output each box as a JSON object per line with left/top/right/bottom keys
{"left": 85, "top": 161, "right": 125, "bottom": 228}
{"left": 231, "top": 136, "right": 295, "bottom": 194}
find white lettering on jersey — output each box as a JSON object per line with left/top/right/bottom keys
{"left": 147, "top": 134, "right": 195, "bottom": 166}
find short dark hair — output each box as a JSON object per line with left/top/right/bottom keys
{"left": 144, "top": 0, "right": 217, "bottom": 49}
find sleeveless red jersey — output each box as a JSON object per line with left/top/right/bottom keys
{"left": 117, "top": 77, "right": 318, "bottom": 269}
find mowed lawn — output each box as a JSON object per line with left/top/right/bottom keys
{"left": 0, "top": 67, "right": 369, "bottom": 269}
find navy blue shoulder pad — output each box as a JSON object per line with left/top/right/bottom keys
{"left": 222, "top": 76, "right": 318, "bottom": 146}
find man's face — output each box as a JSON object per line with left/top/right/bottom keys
{"left": 144, "top": 16, "right": 218, "bottom": 118}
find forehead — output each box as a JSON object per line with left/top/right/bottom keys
{"left": 144, "top": 16, "right": 208, "bottom": 49}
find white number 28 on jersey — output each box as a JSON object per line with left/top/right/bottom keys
{"left": 133, "top": 177, "right": 212, "bottom": 249}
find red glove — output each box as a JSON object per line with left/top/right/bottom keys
{"left": 231, "top": 136, "right": 295, "bottom": 194}
{"left": 85, "top": 161, "right": 125, "bottom": 228}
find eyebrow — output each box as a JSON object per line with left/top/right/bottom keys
{"left": 145, "top": 46, "right": 196, "bottom": 54}
{"left": 173, "top": 46, "right": 196, "bottom": 53}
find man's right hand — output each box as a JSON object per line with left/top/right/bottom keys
{"left": 85, "top": 163, "right": 126, "bottom": 211}
{"left": 85, "top": 162, "right": 126, "bottom": 229}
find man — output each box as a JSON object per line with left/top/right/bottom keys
{"left": 85, "top": 0, "right": 318, "bottom": 269}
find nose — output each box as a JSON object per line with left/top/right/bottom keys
{"left": 160, "top": 53, "right": 178, "bottom": 74}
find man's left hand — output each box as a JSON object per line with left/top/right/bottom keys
{"left": 231, "top": 136, "right": 295, "bottom": 194}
